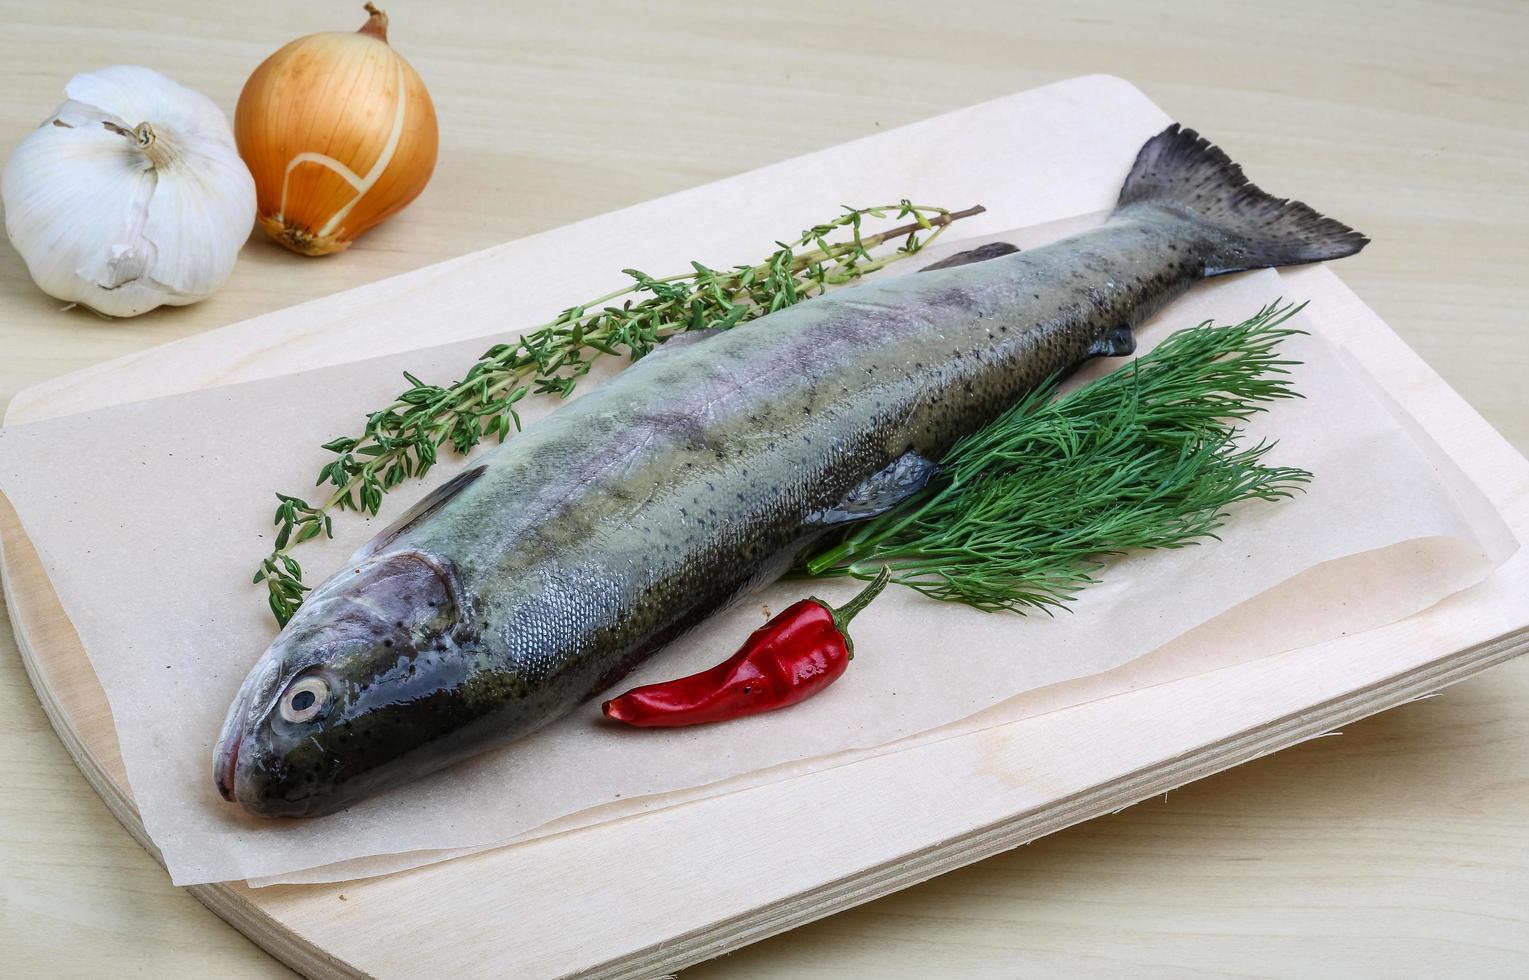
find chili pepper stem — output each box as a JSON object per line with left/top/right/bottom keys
{"left": 822, "top": 566, "right": 892, "bottom": 658}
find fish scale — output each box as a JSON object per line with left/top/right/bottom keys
{"left": 216, "top": 124, "right": 1367, "bottom": 816}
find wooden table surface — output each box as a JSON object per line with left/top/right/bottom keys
{"left": 2, "top": 1, "right": 1526, "bottom": 976}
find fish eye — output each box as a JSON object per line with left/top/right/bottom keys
{"left": 279, "top": 675, "right": 330, "bottom": 724}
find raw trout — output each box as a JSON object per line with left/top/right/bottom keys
{"left": 216, "top": 125, "right": 1366, "bottom": 816}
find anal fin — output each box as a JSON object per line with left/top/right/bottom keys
{"left": 806, "top": 450, "right": 940, "bottom": 526}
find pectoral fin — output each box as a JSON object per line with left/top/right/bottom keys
{"left": 919, "top": 241, "right": 1021, "bottom": 272}
{"left": 806, "top": 451, "right": 940, "bottom": 526}
{"left": 641, "top": 328, "right": 723, "bottom": 360}
{"left": 353, "top": 464, "right": 487, "bottom": 560}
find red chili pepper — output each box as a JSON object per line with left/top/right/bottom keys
{"left": 602, "top": 568, "right": 892, "bottom": 728}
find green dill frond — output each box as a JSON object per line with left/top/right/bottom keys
{"left": 797, "top": 301, "right": 1314, "bottom": 613}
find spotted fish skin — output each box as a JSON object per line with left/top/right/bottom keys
{"left": 216, "top": 124, "right": 1367, "bottom": 817}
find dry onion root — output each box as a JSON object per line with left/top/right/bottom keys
{"left": 235, "top": 3, "right": 438, "bottom": 256}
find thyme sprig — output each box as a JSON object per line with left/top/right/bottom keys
{"left": 256, "top": 202, "right": 984, "bottom": 625}
{"left": 797, "top": 301, "right": 1313, "bottom": 613}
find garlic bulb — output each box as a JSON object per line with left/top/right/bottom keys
{"left": 1, "top": 65, "right": 256, "bottom": 317}
{"left": 235, "top": 3, "right": 439, "bottom": 256}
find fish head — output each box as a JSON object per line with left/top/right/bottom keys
{"left": 214, "top": 550, "right": 469, "bottom": 818}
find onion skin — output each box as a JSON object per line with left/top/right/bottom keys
{"left": 235, "top": 3, "right": 438, "bottom": 256}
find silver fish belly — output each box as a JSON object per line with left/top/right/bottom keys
{"left": 216, "top": 124, "right": 1366, "bottom": 816}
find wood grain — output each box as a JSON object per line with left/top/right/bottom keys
{"left": 1, "top": 1, "right": 1526, "bottom": 978}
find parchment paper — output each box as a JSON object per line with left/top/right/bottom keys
{"left": 0, "top": 255, "right": 1513, "bottom": 886}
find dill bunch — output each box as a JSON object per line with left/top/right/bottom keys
{"left": 256, "top": 201, "right": 983, "bottom": 625}
{"left": 796, "top": 301, "right": 1314, "bottom": 613}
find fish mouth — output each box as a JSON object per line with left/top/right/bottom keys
{"left": 213, "top": 670, "right": 260, "bottom": 804}
{"left": 213, "top": 691, "right": 247, "bottom": 803}
{"left": 214, "top": 727, "right": 241, "bottom": 803}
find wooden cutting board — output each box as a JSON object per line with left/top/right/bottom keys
{"left": 5, "top": 76, "right": 1529, "bottom": 980}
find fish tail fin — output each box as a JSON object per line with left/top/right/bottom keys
{"left": 1114, "top": 123, "right": 1368, "bottom": 276}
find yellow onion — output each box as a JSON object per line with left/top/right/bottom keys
{"left": 235, "top": 3, "right": 437, "bottom": 256}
